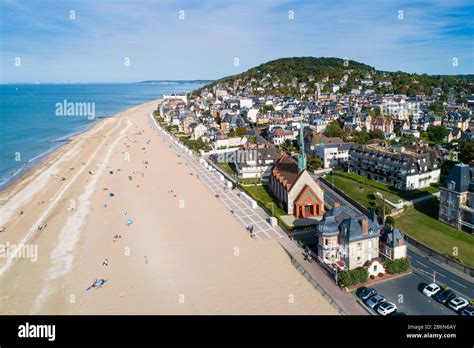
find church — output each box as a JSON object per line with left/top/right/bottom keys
{"left": 269, "top": 124, "right": 324, "bottom": 218}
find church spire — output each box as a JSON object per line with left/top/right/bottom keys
{"left": 298, "top": 121, "right": 307, "bottom": 172}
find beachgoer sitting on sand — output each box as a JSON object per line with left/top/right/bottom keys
{"left": 0, "top": 226, "right": 6, "bottom": 233}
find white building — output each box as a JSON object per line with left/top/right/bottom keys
{"left": 163, "top": 93, "right": 188, "bottom": 104}
{"left": 212, "top": 136, "right": 244, "bottom": 150}
{"left": 239, "top": 98, "right": 253, "bottom": 109}
{"left": 315, "top": 143, "right": 352, "bottom": 169}
{"left": 247, "top": 108, "right": 259, "bottom": 123}
{"left": 192, "top": 124, "right": 207, "bottom": 140}
{"left": 233, "top": 147, "right": 280, "bottom": 181}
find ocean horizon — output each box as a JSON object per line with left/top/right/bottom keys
{"left": 0, "top": 82, "right": 204, "bottom": 190}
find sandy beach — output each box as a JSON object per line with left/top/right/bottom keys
{"left": 0, "top": 100, "right": 337, "bottom": 315}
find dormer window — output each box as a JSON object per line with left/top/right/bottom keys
{"left": 448, "top": 181, "right": 456, "bottom": 190}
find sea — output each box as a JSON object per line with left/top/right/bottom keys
{"left": 0, "top": 82, "right": 206, "bottom": 191}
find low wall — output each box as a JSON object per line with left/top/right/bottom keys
{"left": 283, "top": 249, "right": 346, "bottom": 315}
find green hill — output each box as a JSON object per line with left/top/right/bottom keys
{"left": 192, "top": 57, "right": 473, "bottom": 99}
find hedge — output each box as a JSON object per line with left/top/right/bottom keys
{"left": 338, "top": 267, "right": 369, "bottom": 287}
{"left": 385, "top": 257, "right": 411, "bottom": 274}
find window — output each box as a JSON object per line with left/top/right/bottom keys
{"left": 368, "top": 240, "right": 373, "bottom": 249}
{"left": 374, "top": 265, "right": 377, "bottom": 272}
{"left": 325, "top": 239, "right": 328, "bottom": 246}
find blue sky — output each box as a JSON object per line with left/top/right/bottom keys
{"left": 1, "top": 0, "right": 473, "bottom": 83}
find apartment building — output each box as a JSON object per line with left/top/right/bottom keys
{"left": 348, "top": 142, "right": 441, "bottom": 190}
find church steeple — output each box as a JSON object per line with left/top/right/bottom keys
{"left": 298, "top": 121, "right": 307, "bottom": 172}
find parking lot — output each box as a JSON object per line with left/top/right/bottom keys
{"left": 354, "top": 272, "right": 461, "bottom": 315}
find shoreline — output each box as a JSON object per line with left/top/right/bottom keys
{"left": 0, "top": 98, "right": 337, "bottom": 315}
{"left": 0, "top": 99, "right": 164, "bottom": 193}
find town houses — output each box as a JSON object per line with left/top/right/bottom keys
{"left": 155, "top": 60, "right": 473, "bottom": 285}
{"left": 348, "top": 141, "right": 441, "bottom": 190}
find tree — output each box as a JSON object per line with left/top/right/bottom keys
{"left": 260, "top": 105, "right": 275, "bottom": 113}
{"left": 460, "top": 140, "right": 474, "bottom": 164}
{"left": 385, "top": 258, "right": 410, "bottom": 274}
{"left": 308, "top": 156, "right": 323, "bottom": 169}
{"left": 427, "top": 125, "right": 449, "bottom": 144}
{"left": 369, "top": 129, "right": 385, "bottom": 140}
{"left": 385, "top": 215, "right": 395, "bottom": 227}
{"left": 324, "top": 120, "right": 343, "bottom": 138}
{"left": 235, "top": 127, "right": 248, "bottom": 137}
{"left": 353, "top": 130, "right": 369, "bottom": 144}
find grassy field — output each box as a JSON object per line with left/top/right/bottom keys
{"left": 241, "top": 185, "right": 287, "bottom": 218}
{"left": 396, "top": 200, "right": 474, "bottom": 267}
{"left": 330, "top": 170, "right": 474, "bottom": 267}
{"left": 330, "top": 173, "right": 395, "bottom": 208}
{"left": 215, "top": 161, "right": 238, "bottom": 178}
{"left": 332, "top": 170, "right": 439, "bottom": 202}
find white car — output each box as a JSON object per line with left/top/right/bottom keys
{"left": 422, "top": 283, "right": 441, "bottom": 297}
{"left": 377, "top": 302, "right": 397, "bottom": 316}
{"left": 448, "top": 297, "right": 469, "bottom": 311}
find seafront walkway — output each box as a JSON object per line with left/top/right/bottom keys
{"left": 278, "top": 237, "right": 369, "bottom": 315}
{"left": 148, "top": 113, "right": 285, "bottom": 240}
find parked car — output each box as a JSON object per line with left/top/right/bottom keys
{"left": 461, "top": 306, "right": 474, "bottom": 316}
{"left": 377, "top": 302, "right": 397, "bottom": 316}
{"left": 366, "top": 295, "right": 386, "bottom": 309}
{"left": 434, "top": 289, "right": 457, "bottom": 304}
{"left": 357, "top": 287, "right": 377, "bottom": 301}
{"left": 448, "top": 297, "right": 469, "bottom": 311}
{"left": 422, "top": 283, "right": 441, "bottom": 297}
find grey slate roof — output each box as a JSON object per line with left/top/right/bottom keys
{"left": 318, "top": 205, "right": 380, "bottom": 241}
{"left": 442, "top": 163, "right": 471, "bottom": 192}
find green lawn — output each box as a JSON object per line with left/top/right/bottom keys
{"left": 330, "top": 173, "right": 395, "bottom": 208}
{"left": 332, "top": 170, "right": 439, "bottom": 202}
{"left": 396, "top": 200, "right": 474, "bottom": 267}
{"left": 241, "top": 185, "right": 287, "bottom": 218}
{"left": 330, "top": 170, "right": 474, "bottom": 267}
{"left": 216, "top": 161, "right": 238, "bottom": 178}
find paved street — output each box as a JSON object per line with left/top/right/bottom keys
{"left": 149, "top": 113, "right": 285, "bottom": 240}
{"left": 408, "top": 248, "right": 473, "bottom": 299}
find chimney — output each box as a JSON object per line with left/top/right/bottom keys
{"left": 361, "top": 218, "right": 368, "bottom": 235}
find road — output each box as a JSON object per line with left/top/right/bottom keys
{"left": 149, "top": 113, "right": 285, "bottom": 240}
{"left": 408, "top": 249, "right": 473, "bottom": 300}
